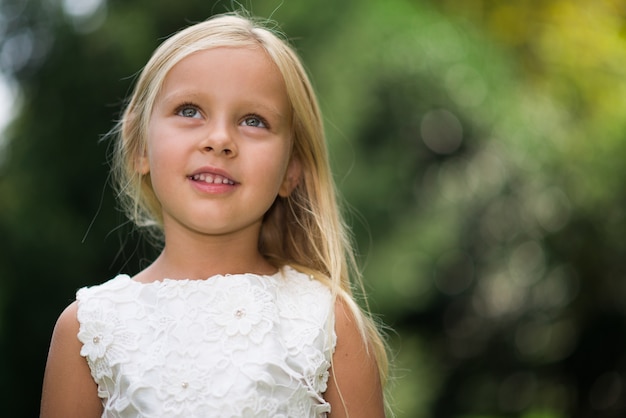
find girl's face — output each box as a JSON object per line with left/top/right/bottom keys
{"left": 140, "top": 46, "right": 300, "bottom": 241}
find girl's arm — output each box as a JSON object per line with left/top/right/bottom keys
{"left": 325, "top": 299, "right": 386, "bottom": 418}
{"left": 40, "top": 302, "right": 102, "bottom": 418}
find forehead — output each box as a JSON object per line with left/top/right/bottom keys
{"left": 157, "top": 46, "right": 289, "bottom": 105}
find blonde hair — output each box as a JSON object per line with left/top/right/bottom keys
{"left": 111, "top": 12, "right": 388, "bottom": 388}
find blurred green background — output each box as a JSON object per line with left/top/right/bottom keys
{"left": 1, "top": 0, "right": 626, "bottom": 416}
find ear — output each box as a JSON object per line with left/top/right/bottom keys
{"left": 135, "top": 147, "right": 150, "bottom": 175}
{"left": 123, "top": 110, "right": 150, "bottom": 175}
{"left": 278, "top": 156, "right": 302, "bottom": 197}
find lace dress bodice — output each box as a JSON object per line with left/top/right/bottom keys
{"left": 76, "top": 266, "right": 336, "bottom": 418}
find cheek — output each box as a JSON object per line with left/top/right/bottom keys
{"left": 271, "top": 148, "right": 294, "bottom": 187}
{"left": 247, "top": 153, "right": 290, "bottom": 203}
{"left": 144, "top": 126, "right": 175, "bottom": 167}
{"left": 141, "top": 140, "right": 175, "bottom": 194}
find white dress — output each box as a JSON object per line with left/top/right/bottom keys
{"left": 76, "top": 266, "right": 336, "bottom": 418}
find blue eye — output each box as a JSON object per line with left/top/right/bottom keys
{"left": 176, "top": 104, "right": 201, "bottom": 118}
{"left": 241, "top": 115, "right": 267, "bottom": 128}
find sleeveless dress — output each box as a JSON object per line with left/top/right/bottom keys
{"left": 76, "top": 266, "right": 336, "bottom": 418}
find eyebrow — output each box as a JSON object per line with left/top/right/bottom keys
{"left": 157, "top": 90, "right": 202, "bottom": 106}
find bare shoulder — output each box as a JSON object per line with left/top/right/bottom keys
{"left": 50, "top": 301, "right": 80, "bottom": 339}
{"left": 325, "top": 297, "right": 385, "bottom": 418}
{"left": 40, "top": 302, "right": 102, "bottom": 418}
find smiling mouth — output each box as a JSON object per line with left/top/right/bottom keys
{"left": 189, "top": 173, "right": 235, "bottom": 185}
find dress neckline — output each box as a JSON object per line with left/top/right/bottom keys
{"left": 126, "top": 267, "right": 286, "bottom": 287}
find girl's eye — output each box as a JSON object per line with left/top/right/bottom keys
{"left": 176, "top": 104, "right": 201, "bottom": 119}
{"left": 241, "top": 115, "right": 267, "bottom": 129}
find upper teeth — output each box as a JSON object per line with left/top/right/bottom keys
{"left": 191, "top": 173, "right": 234, "bottom": 185}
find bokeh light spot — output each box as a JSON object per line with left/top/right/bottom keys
{"left": 421, "top": 109, "right": 463, "bottom": 154}
{"left": 0, "top": 30, "right": 34, "bottom": 72}
{"left": 62, "top": 0, "right": 107, "bottom": 33}
{"left": 445, "top": 64, "right": 488, "bottom": 108}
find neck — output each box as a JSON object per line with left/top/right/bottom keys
{"left": 135, "top": 224, "right": 276, "bottom": 283}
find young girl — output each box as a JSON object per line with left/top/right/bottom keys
{"left": 41, "top": 13, "right": 388, "bottom": 418}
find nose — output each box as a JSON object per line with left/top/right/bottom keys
{"left": 200, "top": 118, "right": 237, "bottom": 157}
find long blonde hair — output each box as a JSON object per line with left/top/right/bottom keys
{"left": 111, "top": 12, "right": 388, "bottom": 386}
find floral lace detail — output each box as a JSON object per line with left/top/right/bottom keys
{"left": 77, "top": 284, "right": 140, "bottom": 381}
{"left": 76, "top": 266, "right": 335, "bottom": 418}
{"left": 304, "top": 350, "right": 332, "bottom": 393}
{"left": 213, "top": 280, "right": 277, "bottom": 342}
{"left": 77, "top": 312, "right": 130, "bottom": 379}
